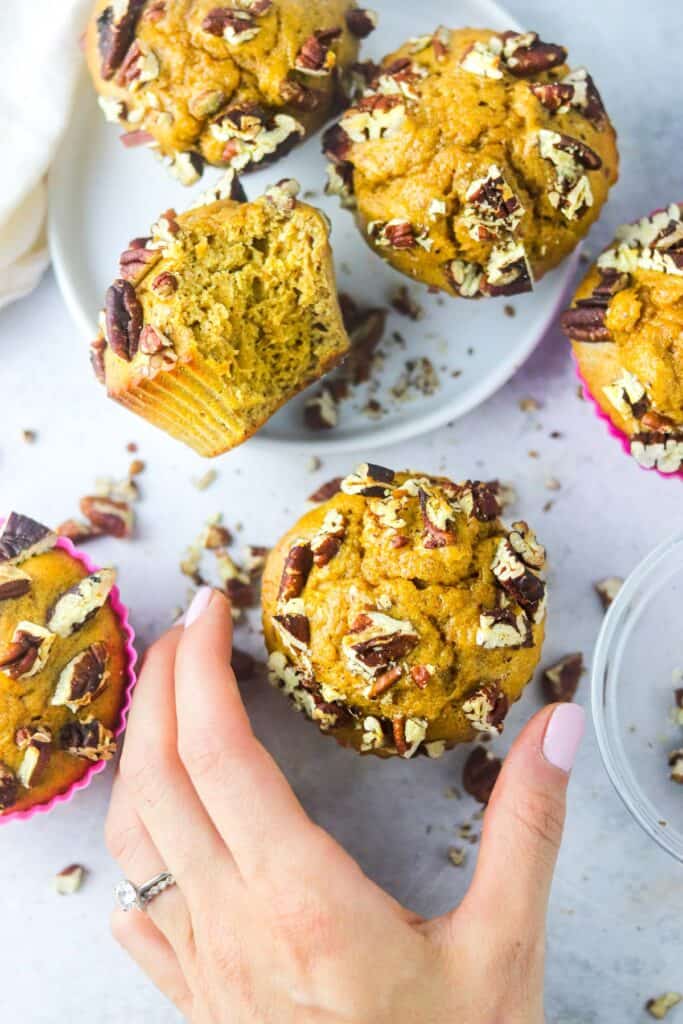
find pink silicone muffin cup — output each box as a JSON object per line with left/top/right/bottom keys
{"left": 574, "top": 356, "right": 683, "bottom": 484}
{"left": 0, "top": 526, "right": 138, "bottom": 824}
{"left": 570, "top": 202, "right": 683, "bottom": 483}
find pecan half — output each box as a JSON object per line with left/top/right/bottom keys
{"left": 119, "top": 237, "right": 158, "bottom": 283}
{"left": 462, "top": 684, "right": 509, "bottom": 736}
{"left": 345, "top": 8, "right": 377, "bottom": 38}
{"left": 96, "top": 0, "right": 146, "bottom": 79}
{"left": 560, "top": 302, "right": 610, "bottom": 342}
{"left": 105, "top": 279, "right": 143, "bottom": 362}
{"left": 0, "top": 763, "right": 18, "bottom": 811}
{"left": 542, "top": 652, "right": 583, "bottom": 703}
{"left": 295, "top": 28, "right": 342, "bottom": 75}
{"left": 51, "top": 643, "right": 109, "bottom": 711}
{"left": 0, "top": 512, "right": 56, "bottom": 565}
{"left": 278, "top": 541, "right": 313, "bottom": 602}
{"left": 0, "top": 564, "right": 31, "bottom": 602}
{"left": 80, "top": 496, "right": 133, "bottom": 539}
{"left": 0, "top": 622, "right": 55, "bottom": 680}
{"left": 463, "top": 746, "right": 502, "bottom": 804}
{"left": 501, "top": 32, "right": 567, "bottom": 76}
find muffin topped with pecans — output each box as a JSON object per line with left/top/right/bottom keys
{"left": 0, "top": 513, "right": 131, "bottom": 816}
{"left": 91, "top": 176, "right": 350, "bottom": 456}
{"left": 324, "top": 27, "right": 618, "bottom": 298}
{"left": 84, "top": 0, "right": 375, "bottom": 183}
{"left": 261, "top": 466, "right": 547, "bottom": 759}
{"left": 561, "top": 204, "right": 683, "bottom": 476}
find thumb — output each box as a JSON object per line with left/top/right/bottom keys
{"left": 461, "top": 702, "right": 585, "bottom": 935}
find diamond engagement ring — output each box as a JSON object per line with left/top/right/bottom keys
{"left": 114, "top": 872, "right": 176, "bottom": 912}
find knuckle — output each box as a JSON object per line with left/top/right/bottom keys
{"left": 119, "top": 748, "right": 174, "bottom": 810}
{"left": 511, "top": 786, "right": 566, "bottom": 858}
{"left": 178, "top": 728, "right": 249, "bottom": 782}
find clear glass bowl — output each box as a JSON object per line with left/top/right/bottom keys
{"left": 592, "top": 531, "right": 683, "bottom": 862}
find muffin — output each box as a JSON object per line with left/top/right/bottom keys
{"left": 0, "top": 513, "right": 132, "bottom": 816}
{"left": 85, "top": 0, "right": 374, "bottom": 183}
{"left": 324, "top": 27, "right": 618, "bottom": 298}
{"left": 561, "top": 204, "right": 683, "bottom": 476}
{"left": 262, "top": 465, "right": 547, "bottom": 759}
{"left": 91, "top": 176, "right": 350, "bottom": 456}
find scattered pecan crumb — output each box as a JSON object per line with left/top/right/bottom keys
{"left": 193, "top": 469, "right": 217, "bottom": 491}
{"left": 542, "top": 653, "right": 583, "bottom": 703}
{"left": 463, "top": 746, "right": 502, "bottom": 804}
{"left": 129, "top": 459, "right": 145, "bottom": 476}
{"left": 504, "top": 304, "right": 515, "bottom": 317}
{"left": 519, "top": 397, "right": 540, "bottom": 412}
{"left": 447, "top": 846, "right": 466, "bottom": 867}
{"left": 21, "top": 429, "right": 37, "bottom": 444}
{"left": 54, "top": 864, "right": 86, "bottom": 894}
{"left": 308, "top": 477, "right": 343, "bottom": 503}
{"left": 390, "top": 285, "right": 423, "bottom": 320}
{"left": 307, "top": 456, "right": 322, "bottom": 472}
{"left": 545, "top": 477, "right": 561, "bottom": 491}
{"left": 126, "top": 442, "right": 138, "bottom": 453}
{"left": 594, "top": 577, "right": 623, "bottom": 610}
{"left": 646, "top": 993, "right": 682, "bottom": 1019}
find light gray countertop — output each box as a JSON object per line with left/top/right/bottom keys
{"left": 1, "top": 1, "right": 682, "bottom": 1021}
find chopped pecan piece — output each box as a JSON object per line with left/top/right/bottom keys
{"left": 16, "top": 726, "right": 52, "bottom": 788}
{"left": 295, "top": 28, "right": 341, "bottom": 75}
{"left": 264, "top": 178, "right": 300, "bottom": 215}
{"left": 54, "top": 864, "right": 86, "bottom": 894}
{"left": 345, "top": 8, "right": 377, "bottom": 38}
{"left": 278, "top": 541, "right": 313, "bottom": 602}
{"left": 669, "top": 751, "right": 683, "bottom": 785}
{"left": 0, "top": 564, "right": 31, "bottom": 601}
{"left": 463, "top": 165, "right": 524, "bottom": 241}
{"left": 454, "top": 481, "right": 501, "bottom": 522}
{"left": 59, "top": 718, "right": 116, "bottom": 762}
{"left": 501, "top": 31, "right": 567, "bottom": 76}
{"left": 492, "top": 538, "right": 546, "bottom": 619}
{"left": 311, "top": 509, "right": 346, "bottom": 568}
{"left": 391, "top": 286, "right": 422, "bottom": 320}
{"left": 410, "top": 664, "right": 434, "bottom": 689}
{"left": 304, "top": 387, "right": 338, "bottom": 431}
{"left": 463, "top": 746, "right": 502, "bottom": 804}
{"left": 80, "top": 496, "right": 133, "bottom": 539}
{"left": 90, "top": 336, "right": 108, "bottom": 384}
{"left": 119, "top": 129, "right": 155, "bottom": 147}
{"left": 279, "top": 79, "right": 321, "bottom": 112}
{"left": 369, "top": 219, "right": 417, "bottom": 250}
{"left": 201, "top": 7, "right": 257, "bottom": 43}
{"left": 391, "top": 715, "right": 427, "bottom": 759}
{"left": 370, "top": 665, "right": 402, "bottom": 697}
{"left": 105, "top": 279, "right": 143, "bottom": 362}
{"left": 48, "top": 569, "right": 117, "bottom": 638}
{"left": 631, "top": 432, "right": 683, "bottom": 474}
{"left": 646, "top": 993, "right": 683, "bottom": 1019}
{"left": 462, "top": 684, "right": 509, "bottom": 736}
{"left": 57, "top": 519, "right": 105, "bottom": 544}
{"left": 341, "top": 463, "right": 395, "bottom": 498}
{"left": 476, "top": 607, "right": 531, "bottom": 649}
{"left": 322, "top": 123, "right": 352, "bottom": 163}
{"left": 418, "top": 486, "right": 457, "bottom": 548}
{"left": 594, "top": 576, "right": 623, "bottom": 609}
{"left": 0, "top": 622, "right": 55, "bottom": 680}
{"left": 308, "top": 477, "right": 343, "bottom": 503}
{"left": 508, "top": 521, "right": 546, "bottom": 570}
{"left": 115, "top": 40, "right": 160, "bottom": 89}
{"left": 542, "top": 653, "right": 583, "bottom": 703}
{"left": 51, "top": 643, "right": 109, "bottom": 711}
{"left": 151, "top": 271, "right": 178, "bottom": 297}
{"left": 273, "top": 608, "right": 311, "bottom": 649}
{"left": 0, "top": 762, "right": 18, "bottom": 811}
{"left": 344, "top": 610, "right": 419, "bottom": 677}
{"left": 0, "top": 512, "right": 56, "bottom": 565}
{"left": 119, "top": 237, "right": 159, "bottom": 283}
{"left": 484, "top": 241, "right": 533, "bottom": 297}
{"left": 530, "top": 81, "right": 575, "bottom": 112}
{"left": 96, "top": 0, "right": 146, "bottom": 79}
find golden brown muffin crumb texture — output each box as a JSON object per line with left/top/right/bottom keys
{"left": 85, "top": 0, "right": 369, "bottom": 180}
{"left": 562, "top": 203, "right": 683, "bottom": 475}
{"left": 262, "top": 466, "right": 547, "bottom": 759}
{"left": 324, "top": 27, "right": 619, "bottom": 298}
{"left": 93, "top": 180, "right": 350, "bottom": 457}
{"left": 0, "top": 544, "right": 127, "bottom": 815}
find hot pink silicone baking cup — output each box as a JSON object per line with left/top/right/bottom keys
{"left": 574, "top": 358, "right": 683, "bottom": 482}
{"left": 0, "top": 527, "right": 137, "bottom": 824}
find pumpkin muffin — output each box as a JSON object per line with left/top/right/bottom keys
{"left": 324, "top": 27, "right": 618, "bottom": 298}
{"left": 85, "top": 0, "right": 375, "bottom": 183}
{"left": 262, "top": 465, "right": 547, "bottom": 759}
{"left": 0, "top": 513, "right": 130, "bottom": 816}
{"left": 90, "top": 177, "right": 350, "bottom": 456}
{"left": 561, "top": 204, "right": 683, "bottom": 476}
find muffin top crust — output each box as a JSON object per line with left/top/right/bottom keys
{"left": 0, "top": 514, "right": 128, "bottom": 815}
{"left": 562, "top": 203, "right": 683, "bottom": 475}
{"left": 324, "top": 27, "right": 619, "bottom": 297}
{"left": 262, "top": 466, "right": 547, "bottom": 759}
{"left": 85, "top": 0, "right": 371, "bottom": 180}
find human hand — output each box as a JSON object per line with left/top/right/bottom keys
{"left": 106, "top": 587, "right": 584, "bottom": 1024}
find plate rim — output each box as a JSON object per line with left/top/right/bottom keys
{"left": 47, "top": 0, "right": 581, "bottom": 456}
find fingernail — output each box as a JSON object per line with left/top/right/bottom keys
{"left": 184, "top": 586, "right": 213, "bottom": 629}
{"left": 542, "top": 703, "right": 586, "bottom": 773}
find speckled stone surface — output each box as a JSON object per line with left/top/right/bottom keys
{"left": 1, "top": 2, "right": 682, "bottom": 1021}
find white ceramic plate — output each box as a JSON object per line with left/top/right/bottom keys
{"left": 49, "top": 0, "right": 578, "bottom": 454}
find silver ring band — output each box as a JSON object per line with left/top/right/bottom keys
{"left": 115, "top": 872, "right": 176, "bottom": 913}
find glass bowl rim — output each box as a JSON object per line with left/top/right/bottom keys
{"left": 591, "top": 529, "right": 683, "bottom": 863}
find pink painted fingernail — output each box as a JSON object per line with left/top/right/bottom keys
{"left": 185, "top": 586, "right": 213, "bottom": 629}
{"left": 542, "top": 703, "right": 586, "bottom": 773}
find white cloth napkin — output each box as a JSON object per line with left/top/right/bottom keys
{"left": 0, "top": 0, "right": 92, "bottom": 309}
